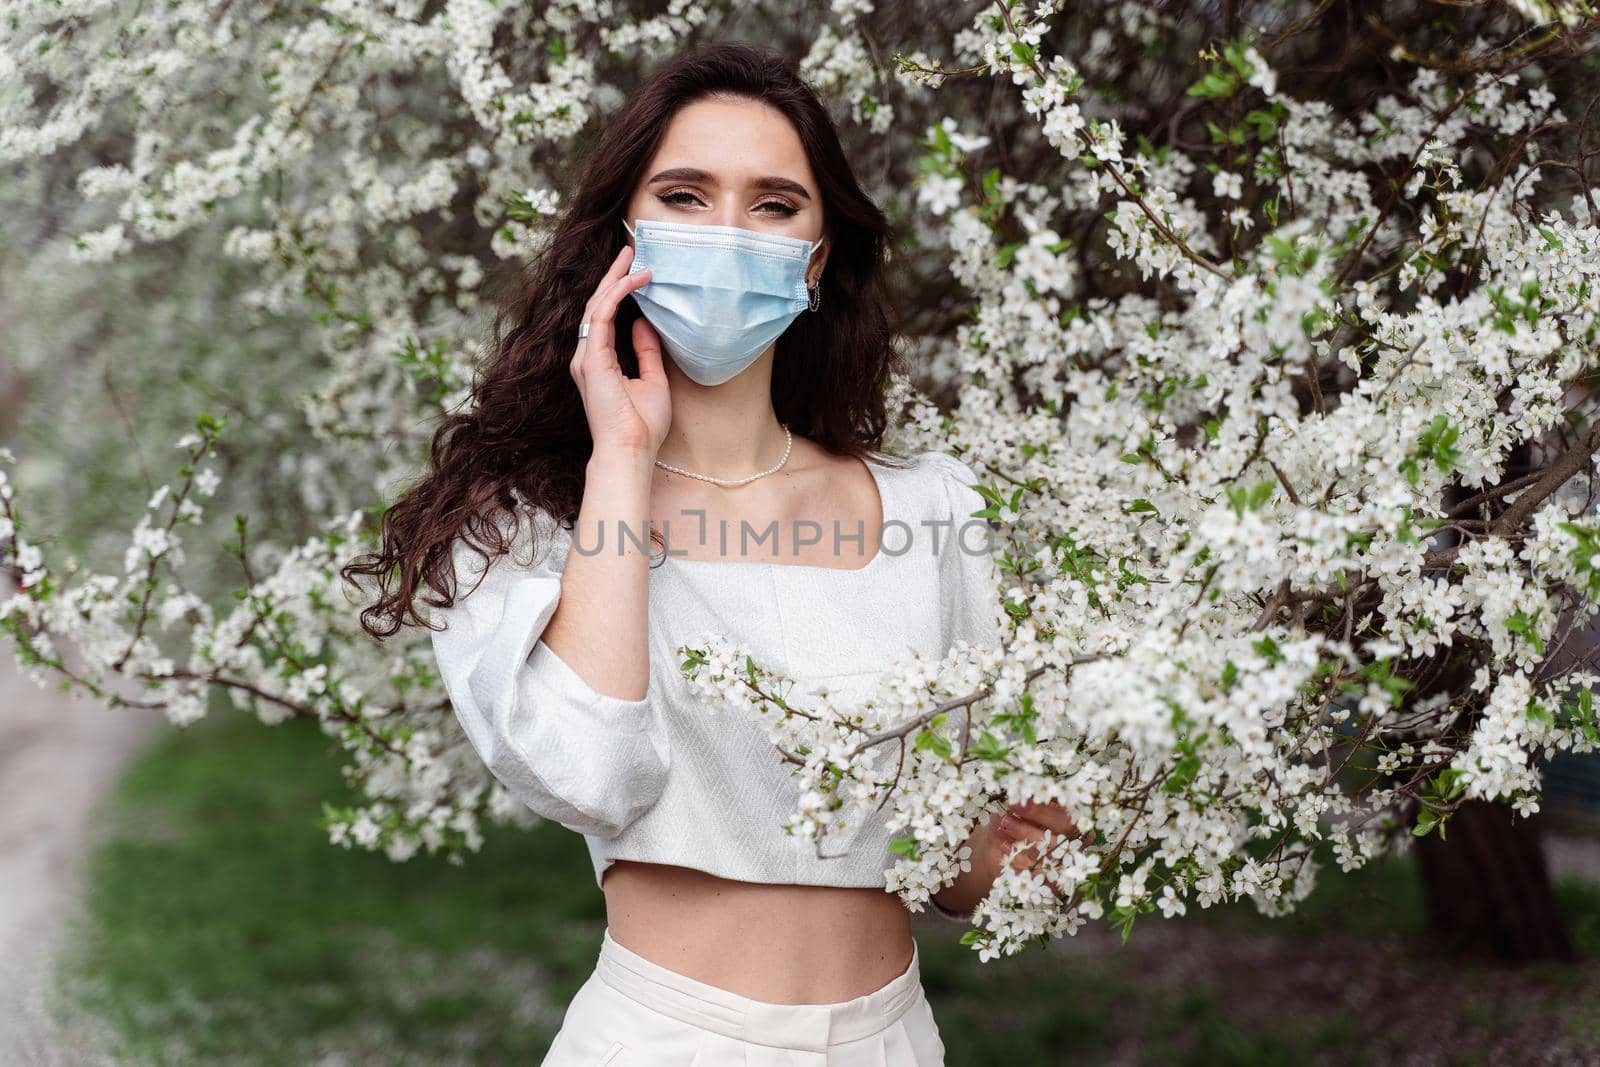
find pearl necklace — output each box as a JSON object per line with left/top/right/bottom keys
{"left": 653, "top": 425, "right": 793, "bottom": 487}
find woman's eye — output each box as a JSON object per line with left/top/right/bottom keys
{"left": 656, "top": 191, "right": 797, "bottom": 217}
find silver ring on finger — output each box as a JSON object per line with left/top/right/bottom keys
{"left": 577, "top": 321, "right": 591, "bottom": 339}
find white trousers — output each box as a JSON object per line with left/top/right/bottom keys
{"left": 540, "top": 928, "right": 947, "bottom": 1065}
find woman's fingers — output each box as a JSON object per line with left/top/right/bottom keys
{"left": 631, "top": 314, "right": 664, "bottom": 383}
{"left": 987, "top": 801, "right": 1096, "bottom": 901}
{"left": 1000, "top": 828, "right": 1045, "bottom": 877}
{"left": 1000, "top": 825, "right": 1069, "bottom": 898}
{"left": 590, "top": 243, "right": 636, "bottom": 305}
{"left": 996, "top": 801, "right": 1092, "bottom": 868}
{"left": 566, "top": 243, "right": 673, "bottom": 455}
{"left": 1005, "top": 800, "right": 1079, "bottom": 837}
{"left": 574, "top": 246, "right": 634, "bottom": 342}
{"left": 574, "top": 260, "right": 651, "bottom": 377}
{"left": 573, "top": 246, "right": 635, "bottom": 347}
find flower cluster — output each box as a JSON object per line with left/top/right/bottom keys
{"left": 4, "top": 1, "right": 1599, "bottom": 962}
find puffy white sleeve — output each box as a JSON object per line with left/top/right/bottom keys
{"left": 428, "top": 503, "right": 671, "bottom": 839}
{"left": 926, "top": 450, "right": 1007, "bottom": 654}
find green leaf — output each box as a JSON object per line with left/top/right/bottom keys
{"left": 1505, "top": 609, "right": 1545, "bottom": 655}
{"left": 914, "top": 728, "right": 954, "bottom": 761}
{"left": 1186, "top": 69, "right": 1239, "bottom": 100}
{"left": 889, "top": 835, "right": 921, "bottom": 859}
{"left": 969, "top": 730, "right": 1012, "bottom": 762}
{"left": 1220, "top": 659, "right": 1239, "bottom": 693}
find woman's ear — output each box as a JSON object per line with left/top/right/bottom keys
{"left": 806, "top": 235, "right": 830, "bottom": 288}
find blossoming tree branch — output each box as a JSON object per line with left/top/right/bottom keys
{"left": 3, "top": 1, "right": 1598, "bottom": 961}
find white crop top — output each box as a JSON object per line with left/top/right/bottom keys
{"left": 428, "top": 448, "right": 1006, "bottom": 894}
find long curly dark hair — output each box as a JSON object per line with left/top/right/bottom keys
{"left": 343, "top": 41, "right": 907, "bottom": 640}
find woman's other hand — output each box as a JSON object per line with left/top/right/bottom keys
{"left": 570, "top": 243, "right": 670, "bottom": 457}
{"left": 984, "top": 800, "right": 1094, "bottom": 894}
{"left": 928, "top": 798, "right": 1095, "bottom": 917}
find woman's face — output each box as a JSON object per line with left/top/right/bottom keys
{"left": 623, "top": 95, "right": 829, "bottom": 287}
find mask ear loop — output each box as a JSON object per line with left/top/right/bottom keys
{"left": 622, "top": 219, "right": 645, "bottom": 280}
{"left": 805, "top": 235, "right": 823, "bottom": 312}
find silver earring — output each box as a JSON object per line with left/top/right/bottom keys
{"left": 807, "top": 283, "right": 821, "bottom": 312}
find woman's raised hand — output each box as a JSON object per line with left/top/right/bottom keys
{"left": 570, "top": 244, "right": 670, "bottom": 457}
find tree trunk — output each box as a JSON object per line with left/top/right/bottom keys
{"left": 1402, "top": 438, "right": 1580, "bottom": 964}
{"left": 1411, "top": 796, "right": 1576, "bottom": 963}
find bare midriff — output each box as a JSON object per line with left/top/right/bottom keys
{"left": 600, "top": 859, "right": 916, "bottom": 1004}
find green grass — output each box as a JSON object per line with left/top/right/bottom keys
{"left": 49, "top": 709, "right": 1600, "bottom": 1065}
{"left": 1557, "top": 877, "right": 1600, "bottom": 960}
{"left": 53, "top": 710, "right": 608, "bottom": 1066}
{"left": 914, "top": 899, "right": 1373, "bottom": 1065}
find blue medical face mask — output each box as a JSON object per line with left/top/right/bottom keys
{"left": 622, "top": 217, "right": 823, "bottom": 387}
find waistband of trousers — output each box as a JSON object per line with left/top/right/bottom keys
{"left": 594, "top": 927, "right": 922, "bottom": 1052}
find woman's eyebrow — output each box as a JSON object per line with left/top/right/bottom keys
{"left": 646, "top": 166, "right": 812, "bottom": 201}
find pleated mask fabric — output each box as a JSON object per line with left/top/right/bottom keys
{"left": 622, "top": 216, "right": 820, "bottom": 387}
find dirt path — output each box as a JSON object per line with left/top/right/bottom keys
{"left": 0, "top": 573, "right": 167, "bottom": 1066}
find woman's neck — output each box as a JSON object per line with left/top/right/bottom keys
{"left": 656, "top": 370, "right": 788, "bottom": 478}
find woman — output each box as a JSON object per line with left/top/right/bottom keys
{"left": 354, "top": 41, "right": 1078, "bottom": 1065}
